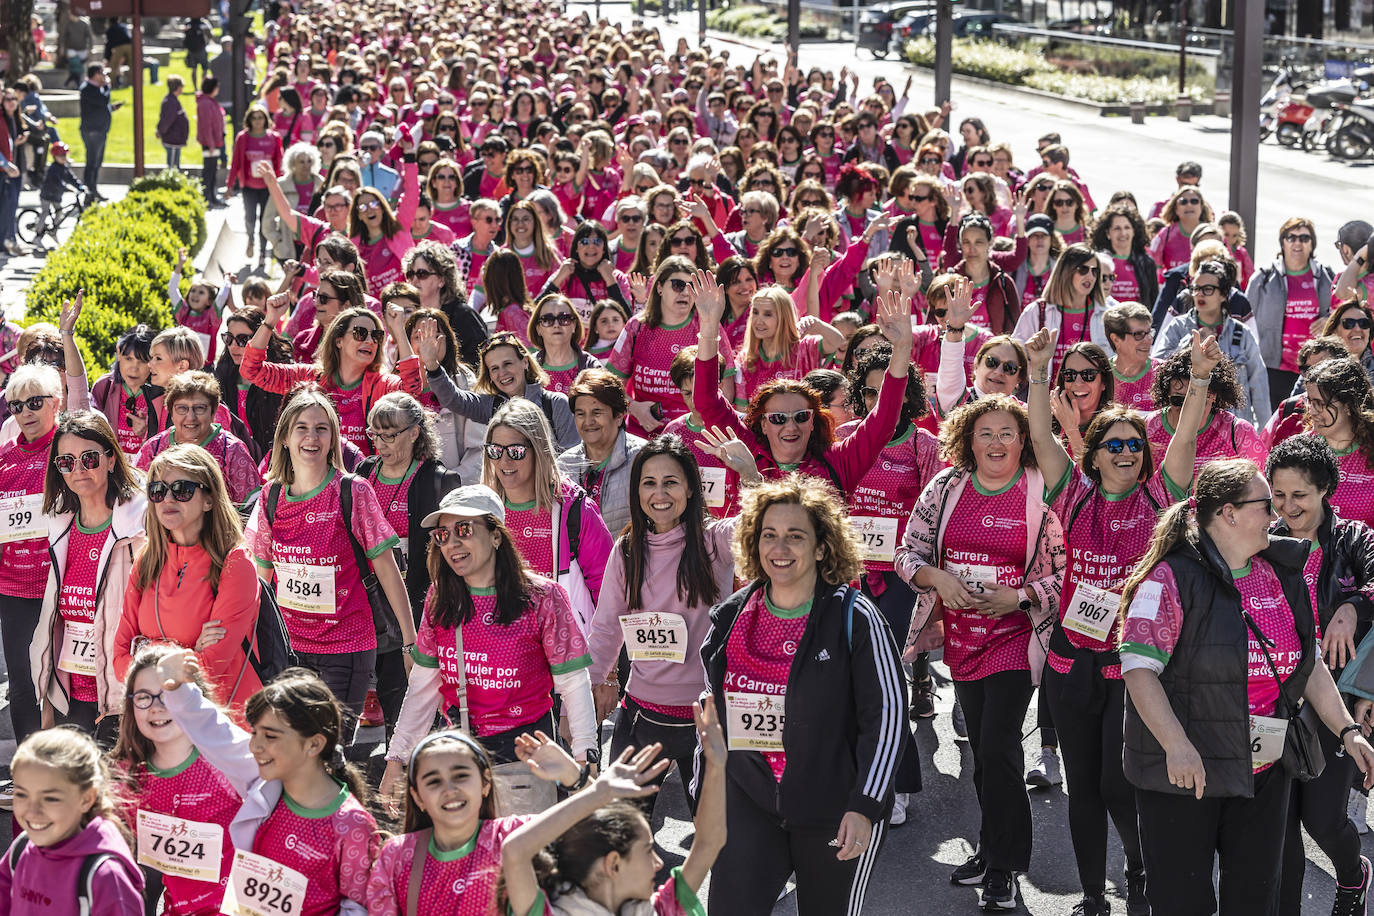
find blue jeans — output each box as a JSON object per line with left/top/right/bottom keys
{"left": 80, "top": 128, "right": 107, "bottom": 189}
{"left": 164, "top": 145, "right": 182, "bottom": 170}
{"left": 0, "top": 173, "right": 20, "bottom": 245}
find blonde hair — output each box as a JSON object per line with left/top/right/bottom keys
{"left": 266, "top": 388, "right": 345, "bottom": 486}
{"left": 151, "top": 327, "right": 206, "bottom": 371}
{"left": 12, "top": 728, "right": 126, "bottom": 841}
{"left": 741, "top": 286, "right": 801, "bottom": 371}
{"left": 6, "top": 363, "right": 63, "bottom": 400}
{"left": 136, "top": 444, "right": 244, "bottom": 592}
{"left": 482, "top": 399, "right": 562, "bottom": 513}
{"left": 732, "top": 473, "right": 865, "bottom": 585}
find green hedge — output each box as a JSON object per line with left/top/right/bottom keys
{"left": 24, "top": 170, "right": 208, "bottom": 373}
{"left": 706, "top": 4, "right": 831, "bottom": 40}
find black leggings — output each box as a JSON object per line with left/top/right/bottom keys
{"left": 241, "top": 186, "right": 269, "bottom": 249}
{"left": 1043, "top": 667, "right": 1142, "bottom": 896}
{"left": 374, "top": 648, "right": 407, "bottom": 745}
{"left": 610, "top": 696, "right": 699, "bottom": 815}
{"left": 708, "top": 776, "right": 889, "bottom": 915}
{"left": 1279, "top": 721, "right": 1364, "bottom": 914}
{"left": 0, "top": 594, "right": 42, "bottom": 745}
{"left": 954, "top": 669, "right": 1035, "bottom": 872}
{"left": 296, "top": 649, "right": 376, "bottom": 740}
{"left": 1037, "top": 686, "right": 1057, "bottom": 748}
{"left": 861, "top": 573, "right": 923, "bottom": 794}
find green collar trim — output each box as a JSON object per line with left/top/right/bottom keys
{"left": 429, "top": 827, "right": 480, "bottom": 862}
{"left": 283, "top": 782, "right": 348, "bottom": 818}
{"left": 146, "top": 747, "right": 199, "bottom": 779}
{"left": 75, "top": 514, "right": 113, "bottom": 535}
{"left": 376, "top": 459, "right": 419, "bottom": 485}
{"left": 1231, "top": 561, "right": 1253, "bottom": 578}
{"left": 764, "top": 592, "right": 813, "bottom": 619}
{"left": 470, "top": 586, "right": 496, "bottom": 596}
{"left": 504, "top": 497, "right": 536, "bottom": 511}
{"left": 286, "top": 467, "right": 337, "bottom": 502}
{"left": 972, "top": 468, "right": 1024, "bottom": 496}
{"left": 1112, "top": 359, "right": 1151, "bottom": 383}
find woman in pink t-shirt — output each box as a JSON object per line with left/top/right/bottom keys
{"left": 732, "top": 286, "right": 844, "bottom": 407}
{"left": 505, "top": 200, "right": 560, "bottom": 302}
{"left": 426, "top": 157, "right": 471, "bottom": 237}
{"left": 893, "top": 394, "right": 1065, "bottom": 907}
{"left": 1146, "top": 186, "right": 1214, "bottom": 279}
{"left": 226, "top": 106, "right": 283, "bottom": 267}
{"left": 1301, "top": 356, "right": 1374, "bottom": 529}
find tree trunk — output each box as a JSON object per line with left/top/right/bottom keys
{"left": 1, "top": 0, "right": 40, "bottom": 78}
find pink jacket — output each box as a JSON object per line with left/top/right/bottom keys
{"left": 893, "top": 466, "right": 1065, "bottom": 683}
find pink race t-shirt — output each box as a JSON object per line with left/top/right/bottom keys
{"left": 247, "top": 470, "right": 399, "bottom": 654}
{"left": 1146, "top": 409, "right": 1267, "bottom": 478}
{"left": 365, "top": 817, "right": 531, "bottom": 916}
{"left": 724, "top": 589, "right": 809, "bottom": 781}
{"left": 115, "top": 385, "right": 149, "bottom": 458}
{"left": 1110, "top": 256, "right": 1140, "bottom": 302}
{"left": 494, "top": 304, "right": 533, "bottom": 348}
{"left": 735, "top": 337, "right": 826, "bottom": 406}
{"left": 1330, "top": 441, "right": 1374, "bottom": 529}
{"left": 432, "top": 201, "right": 472, "bottom": 237}
{"left": 661, "top": 414, "right": 739, "bottom": 519}
{"left": 1021, "top": 269, "right": 1051, "bottom": 308}
{"left": 0, "top": 427, "right": 55, "bottom": 599}
{"left": 968, "top": 279, "right": 991, "bottom": 328}
{"left": 1056, "top": 306, "right": 1091, "bottom": 361}
{"left": 503, "top": 500, "right": 554, "bottom": 578}
{"left": 515, "top": 252, "right": 555, "bottom": 299}
{"left": 837, "top": 422, "right": 942, "bottom": 573}
{"left": 540, "top": 357, "right": 584, "bottom": 396}
{"left": 252, "top": 786, "right": 378, "bottom": 916}
{"left": 1112, "top": 359, "right": 1157, "bottom": 411}
{"left": 940, "top": 472, "right": 1031, "bottom": 681}
{"left": 1279, "top": 270, "right": 1319, "bottom": 373}
{"left": 59, "top": 519, "right": 111, "bottom": 702}
{"left": 414, "top": 581, "right": 591, "bottom": 735}
{"left": 607, "top": 315, "right": 736, "bottom": 437}
{"left": 1303, "top": 542, "right": 1323, "bottom": 640}
{"left": 356, "top": 235, "right": 405, "bottom": 299}
{"left": 366, "top": 461, "right": 417, "bottom": 552}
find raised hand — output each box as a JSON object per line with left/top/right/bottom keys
{"left": 177, "top": 247, "right": 188, "bottom": 270}
{"left": 1050, "top": 387, "right": 1078, "bottom": 431}
{"left": 155, "top": 647, "right": 203, "bottom": 691}
{"left": 945, "top": 275, "right": 974, "bottom": 328}
{"left": 628, "top": 272, "right": 651, "bottom": 303}
{"left": 59, "top": 290, "right": 84, "bottom": 336}
{"left": 862, "top": 212, "right": 891, "bottom": 245}
{"left": 264, "top": 292, "right": 291, "bottom": 328}
{"left": 698, "top": 425, "right": 758, "bottom": 479}
{"left": 414, "top": 318, "right": 445, "bottom": 369}
{"left": 872, "top": 257, "right": 898, "bottom": 297}
{"left": 695, "top": 697, "right": 727, "bottom": 769}
{"left": 1025, "top": 327, "right": 1057, "bottom": 375}
{"left": 514, "top": 730, "right": 583, "bottom": 785}
{"left": 1190, "top": 328, "right": 1222, "bottom": 378}
{"left": 1013, "top": 198, "right": 1029, "bottom": 232}
{"left": 594, "top": 743, "right": 670, "bottom": 800}
{"left": 898, "top": 258, "right": 921, "bottom": 298}
{"left": 688, "top": 268, "right": 725, "bottom": 326}
{"left": 873, "top": 289, "right": 913, "bottom": 349}
{"left": 810, "top": 245, "right": 832, "bottom": 274}
{"left": 253, "top": 159, "right": 275, "bottom": 181}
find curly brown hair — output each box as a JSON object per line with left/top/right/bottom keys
{"left": 743, "top": 378, "right": 835, "bottom": 463}
{"left": 732, "top": 474, "right": 865, "bottom": 586}
{"left": 1304, "top": 356, "right": 1374, "bottom": 470}
{"left": 938, "top": 393, "right": 1037, "bottom": 471}
{"left": 1149, "top": 347, "right": 1243, "bottom": 414}
{"left": 754, "top": 226, "right": 811, "bottom": 284}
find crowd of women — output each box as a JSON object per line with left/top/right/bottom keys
{"left": 6, "top": 0, "right": 1374, "bottom": 914}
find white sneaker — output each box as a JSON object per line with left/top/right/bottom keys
{"left": 1350, "top": 789, "right": 1369, "bottom": 836}
{"left": 889, "top": 792, "right": 909, "bottom": 827}
{"left": 1026, "top": 747, "right": 1063, "bottom": 788}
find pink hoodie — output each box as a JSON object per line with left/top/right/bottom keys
{"left": 0, "top": 816, "right": 143, "bottom": 916}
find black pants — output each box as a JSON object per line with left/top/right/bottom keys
{"left": 708, "top": 776, "right": 888, "bottom": 915}
{"left": 1268, "top": 368, "right": 1299, "bottom": 413}
{"left": 57, "top": 699, "right": 119, "bottom": 748}
{"left": 611, "top": 697, "right": 699, "bottom": 815}
{"left": 0, "top": 594, "right": 42, "bottom": 746}
{"left": 1279, "top": 721, "right": 1364, "bottom": 914}
{"left": 861, "top": 573, "right": 923, "bottom": 794}
{"left": 296, "top": 649, "right": 376, "bottom": 739}
{"left": 1043, "top": 667, "right": 1142, "bottom": 896}
{"left": 954, "top": 669, "right": 1034, "bottom": 872}
{"left": 201, "top": 152, "right": 220, "bottom": 203}
{"left": 1137, "top": 763, "right": 1291, "bottom": 916}
{"left": 1037, "top": 686, "right": 1057, "bottom": 748}
{"left": 241, "top": 186, "right": 269, "bottom": 250}
{"left": 374, "top": 648, "right": 407, "bottom": 745}
{"left": 450, "top": 709, "right": 556, "bottom": 765}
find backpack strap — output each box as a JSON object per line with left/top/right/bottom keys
{"left": 263, "top": 482, "right": 283, "bottom": 528}
{"left": 539, "top": 390, "right": 557, "bottom": 434}
{"left": 338, "top": 473, "right": 372, "bottom": 576}
{"left": 405, "top": 829, "right": 431, "bottom": 916}
{"left": 843, "top": 586, "right": 858, "bottom": 650}
{"left": 76, "top": 852, "right": 115, "bottom": 916}
{"left": 7, "top": 833, "right": 27, "bottom": 871}
{"left": 566, "top": 492, "right": 583, "bottom": 559}
{"left": 816, "top": 455, "right": 844, "bottom": 493}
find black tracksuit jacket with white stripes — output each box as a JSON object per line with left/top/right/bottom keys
{"left": 701, "top": 580, "right": 907, "bottom": 828}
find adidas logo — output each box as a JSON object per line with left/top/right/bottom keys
{"left": 816, "top": 649, "right": 831, "bottom": 662}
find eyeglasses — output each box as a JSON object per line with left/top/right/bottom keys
{"left": 982, "top": 355, "right": 1021, "bottom": 375}
{"left": 171, "top": 402, "right": 211, "bottom": 419}
{"left": 324, "top": 201, "right": 349, "bottom": 212}
{"left": 669, "top": 235, "right": 696, "bottom": 247}
{"left": 318, "top": 141, "right": 337, "bottom": 150}
{"left": 1284, "top": 233, "right": 1314, "bottom": 245}
{"left": 665, "top": 277, "right": 690, "bottom": 292}
{"left": 367, "top": 425, "right": 415, "bottom": 444}
{"left": 6, "top": 394, "right": 54, "bottom": 415}
{"left": 357, "top": 200, "right": 382, "bottom": 213}
{"left": 431, "top": 519, "right": 480, "bottom": 543}
{"left": 1074, "top": 264, "right": 1101, "bottom": 278}
{"left": 764, "top": 408, "right": 813, "bottom": 426}
{"left": 741, "top": 208, "right": 763, "bottom": 217}
{"left": 577, "top": 236, "right": 605, "bottom": 247}
{"left": 1342, "top": 316, "right": 1373, "bottom": 330}
{"left": 223, "top": 331, "right": 253, "bottom": 347}
{"left": 974, "top": 430, "right": 1020, "bottom": 445}
{"left": 1121, "top": 328, "right": 1153, "bottom": 342}
{"left": 361, "top": 144, "right": 382, "bottom": 153}
{"left": 1232, "top": 496, "right": 1274, "bottom": 514}
{"left": 129, "top": 690, "right": 168, "bottom": 710}
{"left": 148, "top": 479, "right": 210, "bottom": 503}
{"left": 618, "top": 213, "right": 645, "bottom": 224}
{"left": 1052, "top": 198, "right": 1076, "bottom": 208}
{"left": 54, "top": 448, "right": 109, "bottom": 474}
{"left": 771, "top": 246, "right": 800, "bottom": 258}
{"left": 485, "top": 443, "right": 529, "bottom": 460}
{"left": 1191, "top": 283, "right": 1220, "bottom": 297}
{"left": 538, "top": 312, "right": 576, "bottom": 327}
{"left": 509, "top": 165, "right": 535, "bottom": 174}
{"left": 405, "top": 266, "right": 437, "bottom": 282}
{"left": 315, "top": 292, "right": 344, "bottom": 305}
{"left": 1060, "top": 367, "right": 1100, "bottom": 383}
{"left": 348, "top": 326, "right": 385, "bottom": 344}
{"left": 688, "top": 178, "right": 710, "bottom": 188}
{"left": 1098, "top": 437, "right": 1145, "bottom": 454}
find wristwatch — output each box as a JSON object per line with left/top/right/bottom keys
{"left": 1017, "top": 588, "right": 1033, "bottom": 612}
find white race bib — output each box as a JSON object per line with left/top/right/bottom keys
{"left": 275, "top": 562, "right": 336, "bottom": 615}
{"left": 700, "top": 466, "right": 727, "bottom": 509}
{"left": 1250, "top": 714, "right": 1288, "bottom": 769}
{"left": 726, "top": 691, "right": 786, "bottom": 751}
{"left": 57, "top": 620, "right": 97, "bottom": 676}
{"left": 946, "top": 562, "right": 999, "bottom": 587}
{"left": 619, "top": 612, "right": 688, "bottom": 664}
{"left": 136, "top": 810, "right": 223, "bottom": 883}
{"left": 850, "top": 515, "right": 898, "bottom": 565}
{"left": 0, "top": 494, "right": 43, "bottom": 544}
{"left": 568, "top": 297, "right": 594, "bottom": 323}
{"left": 1061, "top": 582, "right": 1121, "bottom": 644}
{"left": 222, "top": 850, "right": 308, "bottom": 916}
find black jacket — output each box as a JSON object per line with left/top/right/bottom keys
{"left": 1124, "top": 533, "right": 1317, "bottom": 798}
{"left": 1274, "top": 509, "right": 1374, "bottom": 650}
{"left": 441, "top": 295, "right": 489, "bottom": 371}
{"left": 79, "top": 81, "right": 113, "bottom": 134}
{"left": 357, "top": 456, "right": 462, "bottom": 625}
{"left": 701, "top": 580, "right": 906, "bottom": 827}
{"left": 1151, "top": 262, "right": 1251, "bottom": 330}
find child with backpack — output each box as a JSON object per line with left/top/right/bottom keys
{"left": 109, "top": 644, "right": 241, "bottom": 916}
{"left": 155, "top": 648, "right": 380, "bottom": 916}
{"left": 1, "top": 729, "right": 144, "bottom": 915}
{"left": 501, "top": 699, "right": 727, "bottom": 916}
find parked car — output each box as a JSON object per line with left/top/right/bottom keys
{"left": 888, "top": 7, "right": 940, "bottom": 55}
{"left": 859, "top": 1, "right": 935, "bottom": 58}
{"left": 923, "top": 11, "right": 1023, "bottom": 39}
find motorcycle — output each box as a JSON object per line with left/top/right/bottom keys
{"left": 1329, "top": 100, "right": 1374, "bottom": 159}
{"left": 1259, "top": 62, "right": 1303, "bottom": 142}
{"left": 1300, "top": 64, "right": 1374, "bottom": 152}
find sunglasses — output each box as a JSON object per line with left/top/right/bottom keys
{"left": 771, "top": 247, "right": 801, "bottom": 258}
{"left": 1284, "top": 233, "right": 1315, "bottom": 244}
{"left": 689, "top": 178, "right": 710, "bottom": 188}
{"left": 485, "top": 443, "right": 529, "bottom": 460}
{"left": 54, "top": 448, "right": 109, "bottom": 474}
{"left": 919, "top": 157, "right": 942, "bottom": 166}
{"left": 1098, "top": 437, "right": 1145, "bottom": 455}
{"left": 6, "top": 394, "right": 54, "bottom": 415}
{"left": 361, "top": 145, "right": 382, "bottom": 153}
{"left": 1074, "top": 264, "right": 1101, "bottom": 278}
{"left": 577, "top": 236, "right": 605, "bottom": 247}
{"left": 982, "top": 355, "right": 1021, "bottom": 374}
{"left": 665, "top": 277, "right": 690, "bottom": 292}
{"left": 1342, "top": 316, "right": 1373, "bottom": 330}
{"left": 367, "top": 424, "right": 415, "bottom": 444}
{"left": 509, "top": 166, "right": 535, "bottom": 174}
{"left": 538, "top": 312, "right": 576, "bottom": 327}
{"left": 148, "top": 479, "right": 210, "bottom": 503}
{"left": 357, "top": 200, "right": 382, "bottom": 213}
{"left": 765, "top": 408, "right": 813, "bottom": 426}
{"left": 1120, "top": 329, "right": 1153, "bottom": 342}
{"left": 432, "top": 173, "right": 458, "bottom": 181}
{"left": 431, "top": 519, "right": 482, "bottom": 543}
{"left": 349, "top": 326, "right": 386, "bottom": 343}
{"left": 1052, "top": 198, "right": 1076, "bottom": 208}
{"left": 1232, "top": 496, "right": 1274, "bottom": 514}
{"left": 1175, "top": 197, "right": 1202, "bottom": 206}
{"left": 1060, "top": 367, "right": 1101, "bottom": 383}
{"left": 618, "top": 213, "right": 645, "bottom": 223}
{"left": 669, "top": 236, "right": 696, "bottom": 246}
{"left": 860, "top": 385, "right": 880, "bottom": 400}
{"left": 971, "top": 159, "right": 993, "bottom": 168}
{"left": 223, "top": 331, "right": 253, "bottom": 347}
{"left": 405, "top": 267, "right": 437, "bottom": 282}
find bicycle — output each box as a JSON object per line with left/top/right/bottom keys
{"left": 16, "top": 190, "right": 95, "bottom": 247}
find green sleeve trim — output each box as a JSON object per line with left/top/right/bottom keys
{"left": 1161, "top": 466, "right": 1189, "bottom": 502}
{"left": 1119, "top": 641, "right": 1170, "bottom": 664}
{"left": 550, "top": 653, "right": 592, "bottom": 675}
{"left": 606, "top": 365, "right": 630, "bottom": 379}
{"left": 1044, "top": 463, "right": 1073, "bottom": 506}
{"left": 410, "top": 646, "right": 440, "bottom": 668}
{"left": 254, "top": 557, "right": 274, "bottom": 571}
{"left": 732, "top": 397, "right": 748, "bottom": 409}
{"left": 672, "top": 865, "right": 706, "bottom": 915}
{"left": 365, "top": 535, "right": 400, "bottom": 560}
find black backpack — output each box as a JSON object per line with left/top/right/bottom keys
{"left": 215, "top": 575, "right": 296, "bottom": 691}
{"left": 6, "top": 833, "right": 110, "bottom": 916}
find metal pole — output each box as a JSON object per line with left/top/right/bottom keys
{"left": 132, "top": 2, "right": 145, "bottom": 177}
{"left": 934, "top": 0, "right": 953, "bottom": 105}
{"left": 699, "top": 0, "right": 706, "bottom": 46}
{"left": 787, "top": 0, "right": 800, "bottom": 57}
{"left": 1177, "top": 0, "right": 1187, "bottom": 93}
{"left": 230, "top": 0, "right": 248, "bottom": 138}
{"left": 1229, "top": 0, "right": 1260, "bottom": 260}
{"left": 853, "top": 0, "right": 860, "bottom": 50}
